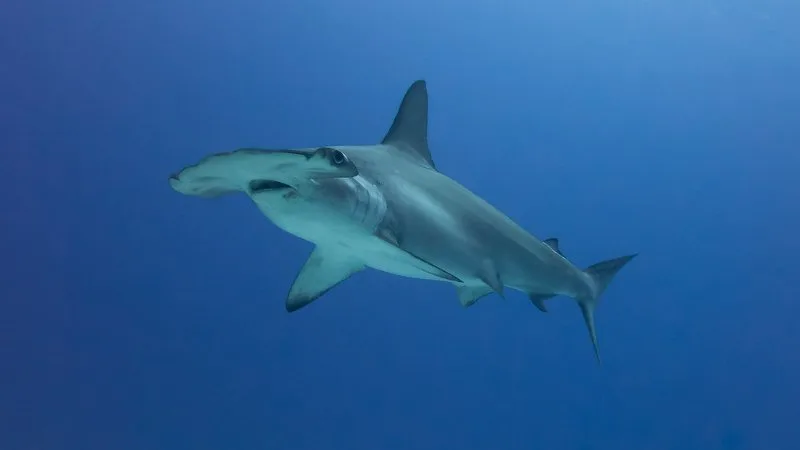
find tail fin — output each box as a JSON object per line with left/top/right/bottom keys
{"left": 579, "top": 254, "right": 638, "bottom": 364}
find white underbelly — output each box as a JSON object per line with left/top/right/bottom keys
{"left": 261, "top": 210, "right": 441, "bottom": 282}
{"left": 354, "top": 237, "right": 444, "bottom": 281}
{"left": 339, "top": 234, "right": 448, "bottom": 281}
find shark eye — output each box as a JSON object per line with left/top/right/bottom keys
{"left": 330, "top": 149, "right": 347, "bottom": 166}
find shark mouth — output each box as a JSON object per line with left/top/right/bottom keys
{"left": 248, "top": 179, "right": 293, "bottom": 193}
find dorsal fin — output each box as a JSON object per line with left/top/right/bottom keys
{"left": 381, "top": 80, "right": 436, "bottom": 169}
{"left": 543, "top": 238, "right": 563, "bottom": 256}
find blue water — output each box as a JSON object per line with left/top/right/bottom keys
{"left": 2, "top": 1, "right": 799, "bottom": 449}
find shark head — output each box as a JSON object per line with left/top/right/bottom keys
{"left": 169, "top": 143, "right": 390, "bottom": 242}
{"left": 169, "top": 146, "right": 358, "bottom": 198}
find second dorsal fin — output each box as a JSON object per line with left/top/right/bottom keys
{"left": 543, "top": 238, "right": 563, "bottom": 256}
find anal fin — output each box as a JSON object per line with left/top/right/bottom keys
{"left": 529, "top": 293, "right": 556, "bottom": 312}
{"left": 286, "top": 246, "right": 364, "bottom": 312}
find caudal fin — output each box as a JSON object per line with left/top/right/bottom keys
{"left": 578, "top": 254, "right": 638, "bottom": 364}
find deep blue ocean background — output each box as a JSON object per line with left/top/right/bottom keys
{"left": 2, "top": 1, "right": 799, "bottom": 449}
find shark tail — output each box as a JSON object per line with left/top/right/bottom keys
{"left": 578, "top": 253, "right": 638, "bottom": 364}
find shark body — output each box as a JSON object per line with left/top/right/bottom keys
{"left": 169, "top": 80, "right": 637, "bottom": 362}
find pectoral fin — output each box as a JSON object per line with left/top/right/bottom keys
{"left": 286, "top": 246, "right": 364, "bottom": 312}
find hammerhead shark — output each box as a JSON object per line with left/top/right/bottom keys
{"left": 169, "top": 80, "right": 637, "bottom": 362}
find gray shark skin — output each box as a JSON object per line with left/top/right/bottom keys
{"left": 169, "top": 80, "right": 637, "bottom": 363}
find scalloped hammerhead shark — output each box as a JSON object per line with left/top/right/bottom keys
{"left": 169, "top": 80, "right": 637, "bottom": 363}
